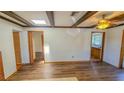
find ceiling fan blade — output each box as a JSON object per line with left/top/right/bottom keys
{"left": 109, "top": 13, "right": 124, "bottom": 22}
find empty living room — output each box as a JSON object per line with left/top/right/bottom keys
{"left": 0, "top": 0, "right": 124, "bottom": 93}
{"left": 0, "top": 11, "right": 124, "bottom": 81}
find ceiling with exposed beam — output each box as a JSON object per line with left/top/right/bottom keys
{"left": 0, "top": 11, "right": 124, "bottom": 29}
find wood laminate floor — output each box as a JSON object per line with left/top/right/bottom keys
{"left": 7, "top": 61, "right": 124, "bottom": 81}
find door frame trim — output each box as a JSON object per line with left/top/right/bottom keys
{"left": 13, "top": 32, "right": 22, "bottom": 70}
{"left": 0, "top": 51, "right": 5, "bottom": 80}
{"left": 41, "top": 32, "right": 45, "bottom": 63}
{"left": 28, "top": 31, "right": 34, "bottom": 64}
{"left": 28, "top": 31, "right": 45, "bottom": 64}
{"left": 119, "top": 30, "right": 124, "bottom": 68}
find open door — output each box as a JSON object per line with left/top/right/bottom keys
{"left": 119, "top": 31, "right": 124, "bottom": 68}
{"left": 13, "top": 32, "right": 22, "bottom": 70}
{"left": 0, "top": 51, "right": 4, "bottom": 80}
{"left": 28, "top": 32, "right": 34, "bottom": 64}
{"left": 91, "top": 32, "right": 105, "bottom": 62}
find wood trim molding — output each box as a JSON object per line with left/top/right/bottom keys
{"left": 24, "top": 25, "right": 96, "bottom": 28}
{"left": 41, "top": 32, "right": 45, "bottom": 63}
{"left": 101, "top": 32, "right": 105, "bottom": 62}
{"left": 119, "top": 30, "right": 124, "bottom": 68}
{"left": 109, "top": 13, "right": 124, "bottom": 22}
{"left": 13, "top": 32, "right": 22, "bottom": 70}
{"left": 108, "top": 23, "right": 124, "bottom": 29}
{"left": 46, "top": 11, "right": 55, "bottom": 27}
{"left": 72, "top": 11, "right": 98, "bottom": 27}
{"left": 1, "top": 11, "right": 32, "bottom": 26}
{"left": 105, "top": 13, "right": 124, "bottom": 29}
{"left": 28, "top": 32, "right": 34, "bottom": 64}
{"left": 0, "top": 51, "right": 5, "bottom": 80}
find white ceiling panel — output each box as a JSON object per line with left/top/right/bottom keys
{"left": 54, "top": 11, "right": 87, "bottom": 26}
{"left": 54, "top": 11, "right": 73, "bottom": 26}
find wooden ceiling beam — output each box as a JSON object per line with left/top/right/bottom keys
{"left": 23, "top": 25, "right": 95, "bottom": 28}
{"left": 0, "top": 11, "right": 97, "bottom": 28}
{"left": 46, "top": 11, "right": 55, "bottom": 27}
{"left": 109, "top": 13, "right": 124, "bottom": 21}
{"left": 1, "top": 11, "right": 32, "bottom": 26}
{"left": 108, "top": 23, "right": 124, "bottom": 29}
{"left": 72, "top": 11, "right": 98, "bottom": 27}
{"left": 0, "top": 15, "right": 24, "bottom": 27}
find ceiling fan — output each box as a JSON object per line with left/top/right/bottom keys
{"left": 96, "top": 13, "right": 124, "bottom": 30}
{"left": 96, "top": 14, "right": 112, "bottom": 29}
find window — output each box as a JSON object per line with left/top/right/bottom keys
{"left": 92, "top": 33, "right": 102, "bottom": 48}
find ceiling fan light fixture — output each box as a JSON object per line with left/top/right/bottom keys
{"left": 97, "top": 19, "right": 111, "bottom": 30}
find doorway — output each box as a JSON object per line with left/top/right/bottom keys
{"left": 90, "top": 32, "right": 105, "bottom": 62}
{"left": 13, "top": 32, "right": 22, "bottom": 70}
{"left": 28, "top": 31, "right": 45, "bottom": 64}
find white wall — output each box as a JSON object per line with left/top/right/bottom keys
{"left": 44, "top": 28, "right": 92, "bottom": 62}
{"left": 33, "top": 32, "right": 42, "bottom": 52}
{"left": 0, "top": 19, "right": 24, "bottom": 78}
{"left": 20, "top": 31, "right": 30, "bottom": 64}
{"left": 103, "top": 26, "right": 124, "bottom": 67}
{"left": 23, "top": 27, "right": 124, "bottom": 67}
{"left": 25, "top": 28, "right": 92, "bottom": 62}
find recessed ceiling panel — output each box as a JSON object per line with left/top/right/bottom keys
{"left": 54, "top": 11, "right": 73, "bottom": 26}
{"left": 54, "top": 11, "right": 87, "bottom": 26}
{"left": 14, "top": 11, "right": 51, "bottom": 26}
